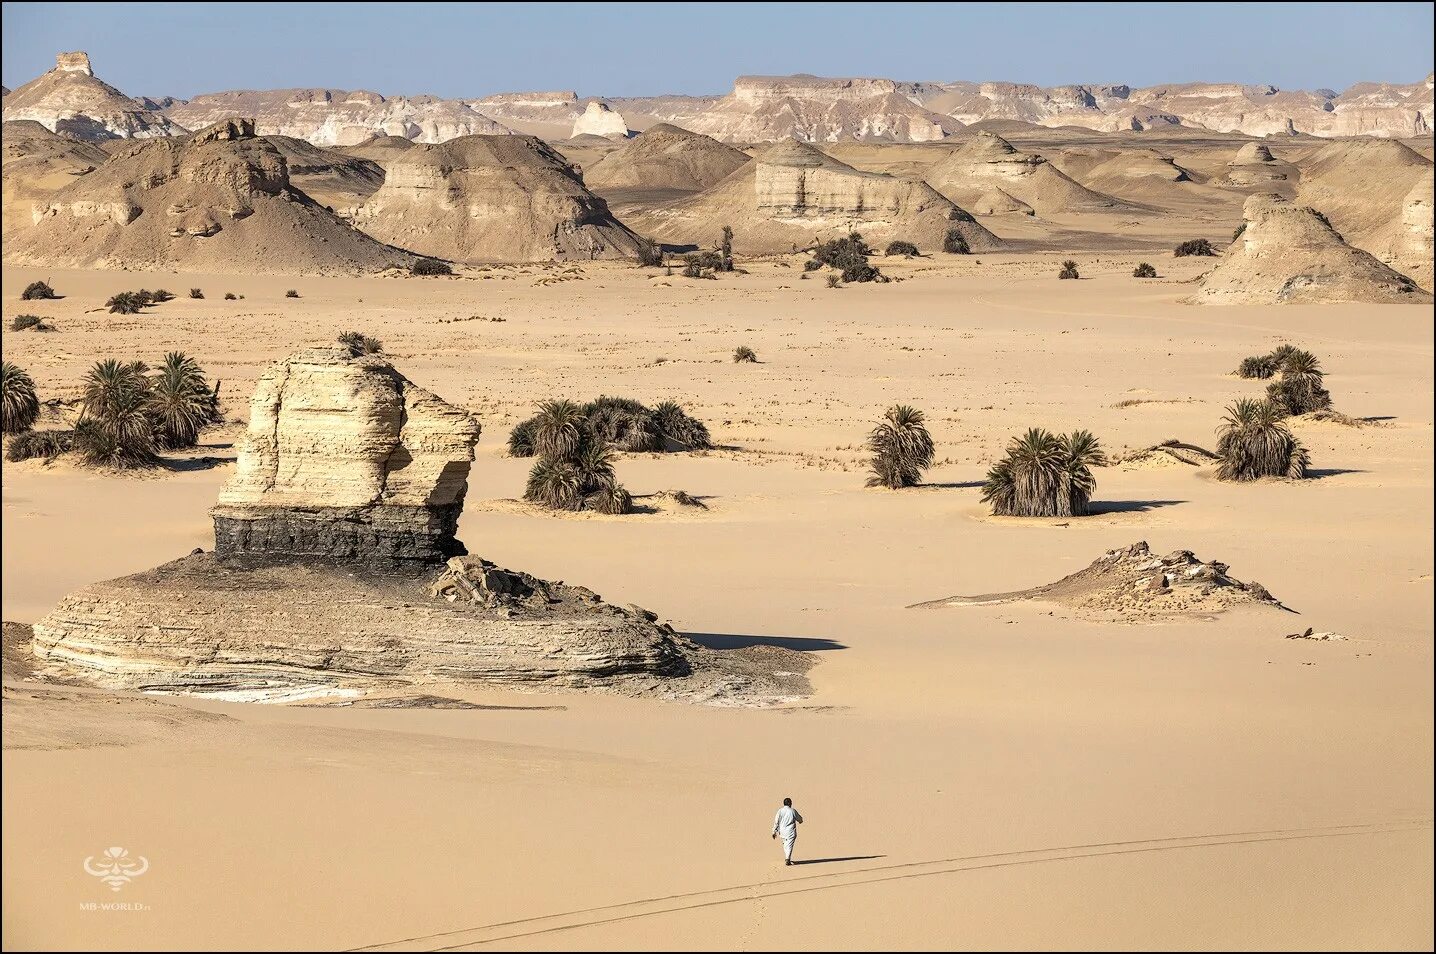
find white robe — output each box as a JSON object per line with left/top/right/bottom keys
{"left": 773, "top": 805, "right": 803, "bottom": 859}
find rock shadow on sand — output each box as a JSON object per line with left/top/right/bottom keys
{"left": 684, "top": 632, "right": 847, "bottom": 653}
{"left": 791, "top": 855, "right": 885, "bottom": 866}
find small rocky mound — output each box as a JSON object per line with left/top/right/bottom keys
{"left": 910, "top": 541, "right": 1284, "bottom": 621}
{"left": 1, "top": 51, "right": 185, "bottom": 140}
{"left": 1110, "top": 439, "right": 1220, "bottom": 470}
{"left": 584, "top": 123, "right": 751, "bottom": 193}
{"left": 4, "top": 118, "right": 411, "bottom": 273}
{"left": 1219, "top": 141, "right": 1296, "bottom": 188}
{"left": 2, "top": 120, "right": 111, "bottom": 236}
{"left": 924, "top": 131, "right": 1138, "bottom": 217}
{"left": 352, "top": 134, "right": 642, "bottom": 262}
{"left": 1194, "top": 193, "right": 1429, "bottom": 305}
{"left": 629, "top": 137, "right": 1000, "bottom": 254}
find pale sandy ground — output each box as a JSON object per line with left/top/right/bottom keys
{"left": 2, "top": 257, "right": 1432, "bottom": 950}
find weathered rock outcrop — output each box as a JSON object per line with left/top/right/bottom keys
{"left": 467, "top": 91, "right": 584, "bottom": 136}
{"left": 27, "top": 349, "right": 812, "bottom": 704}
{"left": 570, "top": 101, "right": 629, "bottom": 140}
{"left": 1, "top": 120, "right": 110, "bottom": 237}
{"left": 4, "top": 119, "right": 410, "bottom": 274}
{"left": 1194, "top": 194, "right": 1429, "bottom": 305}
{"left": 685, "top": 75, "right": 958, "bottom": 143}
{"left": 1219, "top": 142, "right": 1297, "bottom": 188}
{"left": 584, "top": 123, "right": 751, "bottom": 193}
{"left": 1295, "top": 139, "right": 1433, "bottom": 275}
{"left": 164, "top": 88, "right": 511, "bottom": 146}
{"left": 212, "top": 348, "right": 481, "bottom": 566}
{"left": 911, "top": 541, "right": 1284, "bottom": 621}
{"left": 625, "top": 138, "right": 1000, "bottom": 254}
{"left": 1388, "top": 175, "right": 1434, "bottom": 291}
{"left": 1, "top": 52, "right": 186, "bottom": 140}
{"left": 351, "top": 134, "right": 642, "bottom": 262}
{"left": 924, "top": 132, "right": 1137, "bottom": 216}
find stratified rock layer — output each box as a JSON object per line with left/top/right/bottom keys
{"left": 1194, "top": 194, "right": 1429, "bottom": 305}
{"left": 2, "top": 51, "right": 186, "bottom": 140}
{"left": 686, "top": 75, "right": 958, "bottom": 143}
{"left": 584, "top": 123, "right": 750, "bottom": 193}
{"left": 212, "top": 347, "right": 481, "bottom": 567}
{"left": 924, "top": 132, "right": 1137, "bottom": 216}
{"left": 352, "top": 135, "right": 641, "bottom": 262}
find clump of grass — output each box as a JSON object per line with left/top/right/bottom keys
{"left": 1174, "top": 238, "right": 1217, "bottom": 257}
{"left": 865, "top": 405, "right": 935, "bottom": 489}
{"left": 1215, "top": 398, "right": 1309, "bottom": 481}
{"left": 337, "top": 331, "right": 383, "bottom": 356}
{"left": 11, "top": 314, "right": 48, "bottom": 331}
{"left": 942, "top": 229, "right": 970, "bottom": 255}
{"left": 20, "top": 280, "right": 57, "bottom": 301}
{"left": 412, "top": 258, "right": 453, "bottom": 276}
{"left": 285, "top": 289, "right": 300, "bottom": 298}
{"left": 1132, "top": 262, "right": 1157, "bottom": 278}
{"left": 982, "top": 428, "right": 1107, "bottom": 516}
{"left": 2, "top": 361, "right": 41, "bottom": 433}
{"left": 4, "top": 429, "right": 72, "bottom": 462}
{"left": 886, "top": 241, "right": 919, "bottom": 257}
{"left": 188, "top": 288, "right": 204, "bottom": 299}
{"left": 224, "top": 292, "right": 238, "bottom": 300}
{"left": 733, "top": 345, "right": 758, "bottom": 363}
{"left": 1058, "top": 260, "right": 1079, "bottom": 280}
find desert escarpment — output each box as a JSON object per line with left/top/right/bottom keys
{"left": 685, "top": 75, "right": 958, "bottom": 143}
{"left": 3, "top": 118, "right": 411, "bottom": 273}
{"left": 351, "top": 134, "right": 642, "bottom": 262}
{"left": 1194, "top": 193, "right": 1429, "bottom": 305}
{"left": 628, "top": 137, "right": 999, "bottom": 254}
{"left": 164, "top": 88, "right": 512, "bottom": 146}
{"left": 1, "top": 51, "right": 186, "bottom": 140}
{"left": 211, "top": 347, "right": 482, "bottom": 567}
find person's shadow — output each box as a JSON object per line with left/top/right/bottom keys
{"left": 791, "top": 855, "right": 885, "bottom": 866}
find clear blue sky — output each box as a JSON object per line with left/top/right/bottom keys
{"left": 3, "top": 2, "right": 1432, "bottom": 99}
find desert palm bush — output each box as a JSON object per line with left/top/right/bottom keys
{"left": 11, "top": 314, "right": 46, "bottom": 331}
{"left": 886, "top": 241, "right": 919, "bottom": 257}
{"left": 826, "top": 274, "right": 842, "bottom": 288}
{"left": 1058, "top": 260, "right": 1080, "bottom": 280}
{"left": 584, "top": 396, "right": 661, "bottom": 452}
{"left": 149, "top": 352, "right": 216, "bottom": 449}
{"left": 188, "top": 287, "right": 204, "bottom": 299}
{"left": 524, "top": 458, "right": 581, "bottom": 510}
{"left": 942, "top": 229, "right": 970, "bottom": 254}
{"left": 81, "top": 359, "right": 146, "bottom": 423}
{"left": 1236, "top": 354, "right": 1278, "bottom": 379}
{"left": 285, "top": 289, "right": 300, "bottom": 298}
{"left": 507, "top": 417, "right": 539, "bottom": 457}
{"left": 865, "top": 405, "right": 935, "bottom": 489}
{"left": 74, "top": 376, "right": 157, "bottom": 468}
{"left": 224, "top": 292, "right": 238, "bottom": 300}
{"left": 1132, "top": 262, "right": 1157, "bottom": 278}
{"left": 719, "top": 226, "right": 735, "bottom": 271}
{"left": 1215, "top": 399, "right": 1309, "bottom": 481}
{"left": 106, "top": 292, "right": 147, "bottom": 314}
{"left": 1, "top": 361, "right": 40, "bottom": 434}
{"left": 531, "top": 399, "right": 587, "bottom": 460}
{"left": 412, "top": 258, "right": 452, "bottom": 276}
{"left": 21, "top": 280, "right": 57, "bottom": 301}
{"left": 733, "top": 345, "right": 757, "bottom": 363}
{"left": 652, "top": 400, "right": 713, "bottom": 450}
{"left": 1265, "top": 349, "right": 1331, "bottom": 416}
{"left": 151, "top": 289, "right": 175, "bottom": 303}
{"left": 587, "top": 482, "right": 634, "bottom": 515}
{"left": 338, "top": 331, "right": 383, "bottom": 355}
{"left": 636, "top": 238, "right": 663, "bottom": 267}
{"left": 1174, "top": 239, "right": 1217, "bottom": 257}
{"left": 5, "top": 429, "right": 72, "bottom": 461}
{"left": 982, "top": 427, "right": 1105, "bottom": 516}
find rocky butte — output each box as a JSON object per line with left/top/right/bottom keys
{"left": 29, "top": 348, "right": 809, "bottom": 703}
{"left": 1, "top": 51, "right": 185, "bottom": 140}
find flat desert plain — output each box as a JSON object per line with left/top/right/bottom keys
{"left": 3, "top": 255, "right": 1432, "bottom": 950}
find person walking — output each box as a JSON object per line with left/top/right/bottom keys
{"left": 771, "top": 797, "right": 804, "bottom": 865}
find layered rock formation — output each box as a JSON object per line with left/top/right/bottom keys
{"left": 1, "top": 51, "right": 186, "bottom": 140}
{"left": 1295, "top": 139, "right": 1433, "bottom": 276}
{"left": 570, "top": 101, "right": 629, "bottom": 140}
{"left": 212, "top": 348, "right": 481, "bottom": 566}
{"left": 1, "top": 120, "right": 110, "bottom": 238}
{"left": 164, "top": 88, "right": 511, "bottom": 146}
{"left": 1219, "top": 142, "right": 1297, "bottom": 189}
{"left": 1388, "top": 175, "right": 1434, "bottom": 291}
{"left": 467, "top": 91, "right": 584, "bottom": 137}
{"left": 685, "top": 75, "right": 959, "bottom": 143}
{"left": 264, "top": 136, "right": 384, "bottom": 215}
{"left": 924, "top": 132, "right": 1137, "bottom": 217}
{"left": 583, "top": 123, "right": 751, "bottom": 194}
{"left": 911, "top": 541, "right": 1284, "bottom": 621}
{"left": 1194, "top": 194, "right": 1429, "bottom": 305}
{"left": 351, "top": 134, "right": 642, "bottom": 262}
{"left": 28, "top": 348, "right": 812, "bottom": 704}
{"left": 920, "top": 75, "right": 1433, "bottom": 138}
{"left": 626, "top": 138, "right": 1000, "bottom": 254}
{"left": 4, "top": 118, "right": 410, "bottom": 273}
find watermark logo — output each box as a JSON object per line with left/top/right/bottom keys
{"left": 83, "top": 847, "right": 149, "bottom": 892}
